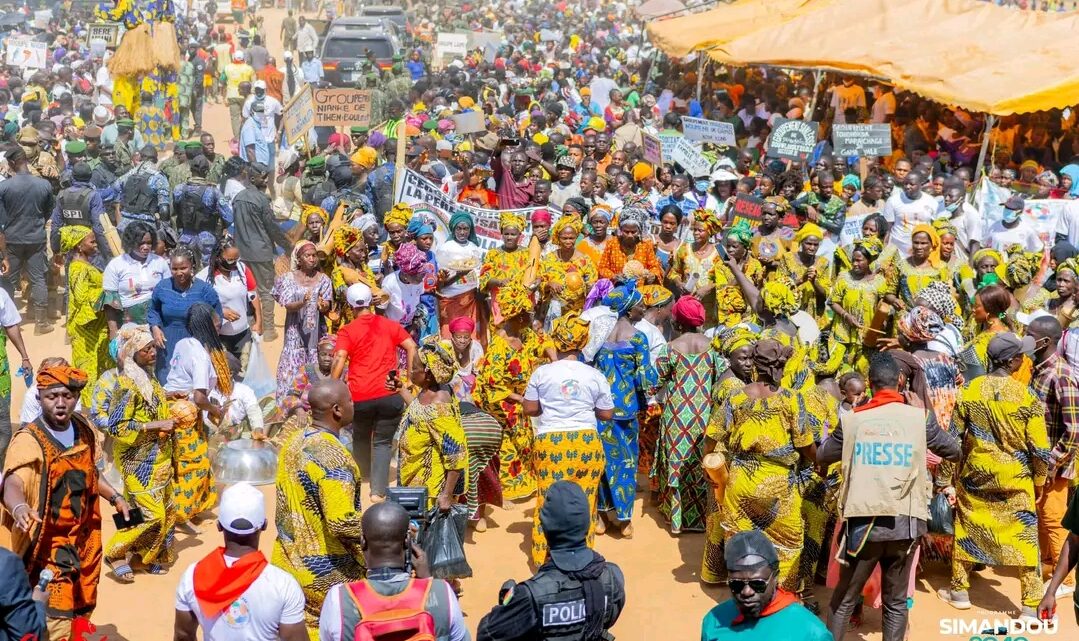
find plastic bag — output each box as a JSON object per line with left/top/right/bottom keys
{"left": 928, "top": 492, "right": 954, "bottom": 535}
{"left": 242, "top": 336, "right": 276, "bottom": 400}
{"left": 420, "top": 505, "right": 472, "bottom": 579}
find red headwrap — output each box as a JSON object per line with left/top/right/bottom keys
{"left": 672, "top": 295, "right": 706, "bottom": 328}
{"left": 531, "top": 208, "right": 553, "bottom": 225}
{"left": 448, "top": 317, "right": 476, "bottom": 334}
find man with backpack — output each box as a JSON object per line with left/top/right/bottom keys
{"left": 111, "top": 145, "right": 171, "bottom": 232}
{"left": 317, "top": 501, "right": 470, "bottom": 641}
{"left": 49, "top": 162, "right": 111, "bottom": 268}
{"left": 173, "top": 154, "right": 233, "bottom": 264}
{"left": 476, "top": 481, "right": 625, "bottom": 641}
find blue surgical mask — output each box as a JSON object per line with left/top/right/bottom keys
{"left": 1002, "top": 208, "right": 1020, "bottom": 223}
{"left": 945, "top": 201, "right": 960, "bottom": 214}
{"left": 695, "top": 180, "right": 710, "bottom": 193}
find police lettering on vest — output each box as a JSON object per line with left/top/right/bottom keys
{"left": 542, "top": 598, "right": 587, "bottom": 627}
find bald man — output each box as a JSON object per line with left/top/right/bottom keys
{"left": 272, "top": 379, "right": 367, "bottom": 640}
{"left": 318, "top": 502, "right": 470, "bottom": 641}
{"left": 1027, "top": 314, "right": 1079, "bottom": 596}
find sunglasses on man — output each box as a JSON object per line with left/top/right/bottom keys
{"left": 727, "top": 574, "right": 773, "bottom": 594}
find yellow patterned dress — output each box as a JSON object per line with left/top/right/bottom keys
{"left": 479, "top": 246, "right": 532, "bottom": 325}
{"left": 272, "top": 422, "right": 366, "bottom": 640}
{"left": 950, "top": 375, "right": 1050, "bottom": 607}
{"left": 798, "top": 384, "right": 842, "bottom": 596}
{"left": 397, "top": 396, "right": 469, "bottom": 508}
{"left": 883, "top": 254, "right": 951, "bottom": 309}
{"left": 700, "top": 375, "right": 749, "bottom": 583}
{"left": 67, "top": 259, "right": 111, "bottom": 406}
{"left": 819, "top": 271, "right": 887, "bottom": 376}
{"left": 539, "top": 251, "right": 597, "bottom": 319}
{"left": 472, "top": 329, "right": 553, "bottom": 500}
{"left": 719, "top": 386, "right": 813, "bottom": 591}
{"left": 95, "top": 374, "right": 176, "bottom": 567}
{"left": 777, "top": 251, "right": 832, "bottom": 324}
{"left": 671, "top": 243, "right": 720, "bottom": 325}
{"left": 709, "top": 256, "right": 765, "bottom": 328}
{"left": 172, "top": 399, "right": 217, "bottom": 525}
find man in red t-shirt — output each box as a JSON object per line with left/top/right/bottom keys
{"left": 332, "top": 283, "right": 417, "bottom": 500}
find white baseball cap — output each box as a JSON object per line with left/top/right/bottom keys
{"left": 435, "top": 140, "right": 453, "bottom": 152}
{"left": 284, "top": 51, "right": 293, "bottom": 60}
{"left": 233, "top": 51, "right": 245, "bottom": 61}
{"left": 253, "top": 79, "right": 267, "bottom": 90}
{"left": 1016, "top": 309, "right": 1053, "bottom": 326}
{"left": 346, "top": 282, "right": 372, "bottom": 308}
{"left": 217, "top": 482, "right": 266, "bottom": 535}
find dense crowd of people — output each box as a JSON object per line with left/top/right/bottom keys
{"left": 1, "top": 1, "right": 1079, "bottom": 641}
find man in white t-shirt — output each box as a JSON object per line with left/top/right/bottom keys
{"left": 830, "top": 78, "right": 866, "bottom": 124}
{"left": 985, "top": 195, "right": 1044, "bottom": 256}
{"left": 882, "top": 170, "right": 945, "bottom": 256}
{"left": 175, "top": 483, "right": 307, "bottom": 641}
{"left": 869, "top": 82, "right": 896, "bottom": 124}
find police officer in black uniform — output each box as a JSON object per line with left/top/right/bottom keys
{"left": 49, "top": 162, "right": 112, "bottom": 269}
{"left": 477, "top": 481, "right": 625, "bottom": 641}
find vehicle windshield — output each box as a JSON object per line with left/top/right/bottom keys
{"left": 324, "top": 37, "right": 393, "bottom": 60}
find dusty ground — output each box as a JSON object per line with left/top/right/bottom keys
{"left": 8, "top": 6, "right": 1078, "bottom": 640}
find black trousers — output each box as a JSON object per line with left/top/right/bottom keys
{"left": 2, "top": 242, "right": 47, "bottom": 312}
{"left": 828, "top": 538, "right": 917, "bottom": 641}
{"left": 352, "top": 394, "right": 404, "bottom": 497}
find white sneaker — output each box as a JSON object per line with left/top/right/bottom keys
{"left": 1044, "top": 578, "right": 1079, "bottom": 599}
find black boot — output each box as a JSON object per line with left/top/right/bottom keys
{"left": 47, "top": 294, "right": 63, "bottom": 321}
{"left": 34, "top": 308, "right": 54, "bottom": 335}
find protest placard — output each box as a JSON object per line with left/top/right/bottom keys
{"left": 670, "top": 137, "right": 711, "bottom": 177}
{"left": 767, "top": 118, "right": 818, "bottom": 160}
{"left": 282, "top": 84, "right": 315, "bottom": 145}
{"left": 451, "top": 111, "right": 486, "bottom": 135}
{"left": 312, "top": 88, "right": 371, "bottom": 128}
{"left": 974, "top": 176, "right": 1077, "bottom": 249}
{"left": 730, "top": 193, "right": 764, "bottom": 227}
{"left": 88, "top": 22, "right": 122, "bottom": 47}
{"left": 641, "top": 133, "right": 663, "bottom": 165}
{"left": 832, "top": 124, "right": 892, "bottom": 157}
{"left": 5, "top": 38, "right": 47, "bottom": 69}
{"left": 657, "top": 133, "right": 680, "bottom": 164}
{"left": 539, "top": 29, "right": 563, "bottom": 42}
{"left": 839, "top": 213, "right": 870, "bottom": 247}
{"left": 681, "top": 116, "right": 737, "bottom": 146}
{"left": 395, "top": 169, "right": 550, "bottom": 250}
{"left": 434, "top": 32, "right": 468, "bottom": 66}
{"left": 467, "top": 31, "right": 502, "bottom": 63}
{"left": 33, "top": 10, "right": 51, "bottom": 30}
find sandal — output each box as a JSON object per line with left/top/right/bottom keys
{"left": 107, "top": 559, "right": 135, "bottom": 584}
{"left": 147, "top": 564, "right": 169, "bottom": 575}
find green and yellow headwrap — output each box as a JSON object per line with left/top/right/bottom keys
{"left": 385, "top": 203, "right": 414, "bottom": 228}
{"left": 932, "top": 218, "right": 958, "bottom": 239}
{"left": 550, "top": 311, "right": 590, "bottom": 352}
{"left": 499, "top": 211, "right": 526, "bottom": 232}
{"left": 762, "top": 277, "right": 798, "bottom": 318}
{"left": 725, "top": 219, "right": 754, "bottom": 248}
{"left": 694, "top": 208, "right": 722, "bottom": 237}
{"left": 971, "top": 247, "right": 1007, "bottom": 284}
{"left": 551, "top": 212, "right": 583, "bottom": 239}
{"left": 1006, "top": 244, "right": 1038, "bottom": 288}
{"left": 419, "top": 336, "right": 458, "bottom": 385}
{"left": 59, "top": 225, "right": 93, "bottom": 254}
{"left": 852, "top": 235, "right": 884, "bottom": 261}
{"left": 715, "top": 325, "right": 759, "bottom": 356}
{"left": 1059, "top": 257, "right": 1079, "bottom": 277}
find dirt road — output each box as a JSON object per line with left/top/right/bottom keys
{"left": 10, "top": 6, "right": 1076, "bottom": 640}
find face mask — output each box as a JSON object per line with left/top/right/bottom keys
{"left": 945, "top": 201, "right": 960, "bottom": 213}
{"left": 221, "top": 259, "right": 238, "bottom": 271}
{"left": 695, "top": 180, "right": 710, "bottom": 193}
{"left": 1002, "top": 208, "right": 1021, "bottom": 223}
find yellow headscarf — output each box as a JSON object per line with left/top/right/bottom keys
{"left": 386, "top": 203, "right": 413, "bottom": 228}
{"left": 762, "top": 277, "right": 798, "bottom": 317}
{"left": 639, "top": 284, "right": 673, "bottom": 308}
{"left": 419, "top": 336, "right": 458, "bottom": 385}
{"left": 351, "top": 146, "right": 378, "bottom": 169}
{"left": 59, "top": 225, "right": 93, "bottom": 254}
{"left": 303, "top": 205, "right": 329, "bottom": 226}
{"left": 971, "top": 247, "right": 1008, "bottom": 285}
{"left": 793, "top": 222, "right": 825, "bottom": 246}
{"left": 500, "top": 211, "right": 526, "bottom": 232}
{"left": 911, "top": 223, "right": 941, "bottom": 266}
{"left": 693, "top": 208, "right": 722, "bottom": 237}
{"left": 550, "top": 311, "right": 590, "bottom": 352}
{"left": 332, "top": 226, "right": 363, "bottom": 258}
{"left": 551, "top": 212, "right": 583, "bottom": 240}
{"left": 715, "top": 325, "right": 759, "bottom": 356}
{"left": 496, "top": 280, "right": 532, "bottom": 323}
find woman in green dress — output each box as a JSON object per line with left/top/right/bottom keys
{"left": 62, "top": 226, "right": 111, "bottom": 406}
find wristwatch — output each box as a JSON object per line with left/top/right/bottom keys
{"left": 106, "top": 494, "right": 120, "bottom": 506}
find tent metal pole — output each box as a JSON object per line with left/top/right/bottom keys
{"left": 696, "top": 54, "right": 706, "bottom": 103}
{"left": 805, "top": 70, "right": 823, "bottom": 122}
{"left": 974, "top": 114, "right": 997, "bottom": 181}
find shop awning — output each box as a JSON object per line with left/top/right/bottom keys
{"left": 646, "top": 0, "right": 1079, "bottom": 115}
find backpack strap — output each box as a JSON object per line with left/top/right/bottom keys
{"left": 347, "top": 578, "right": 434, "bottom": 619}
